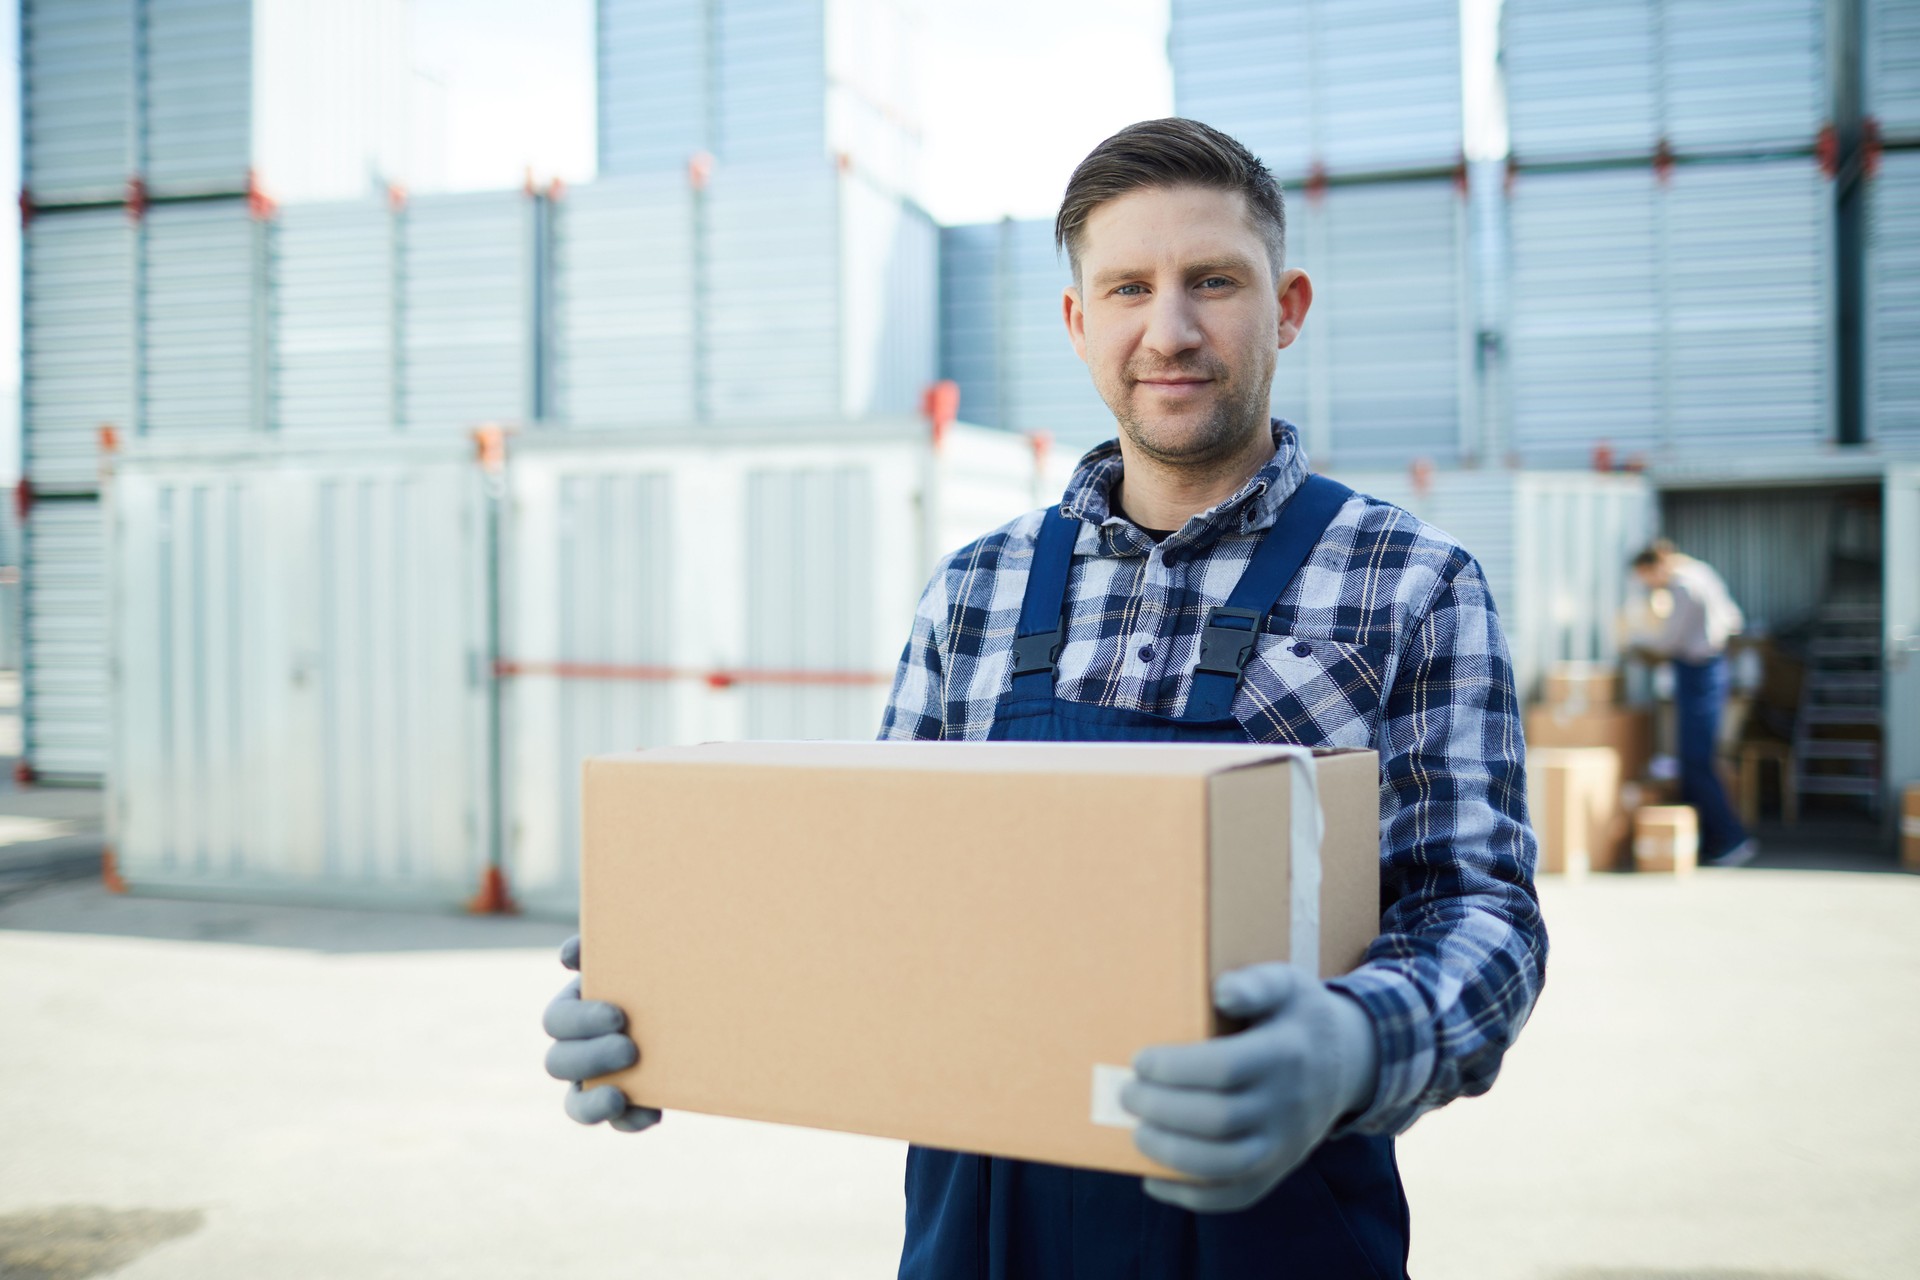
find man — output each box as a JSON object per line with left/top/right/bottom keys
{"left": 544, "top": 119, "right": 1547, "bottom": 1277}
{"left": 1630, "top": 540, "right": 1756, "bottom": 867}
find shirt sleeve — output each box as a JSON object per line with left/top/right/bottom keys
{"left": 876, "top": 569, "right": 950, "bottom": 742}
{"left": 1325, "top": 553, "right": 1549, "bottom": 1137}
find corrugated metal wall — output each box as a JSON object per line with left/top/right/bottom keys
{"left": 21, "top": 0, "right": 138, "bottom": 206}
{"left": 141, "top": 0, "right": 253, "bottom": 198}
{"left": 140, "top": 200, "right": 269, "bottom": 438}
{"left": 716, "top": 0, "right": 828, "bottom": 167}
{"left": 24, "top": 499, "right": 109, "bottom": 780}
{"left": 1866, "top": 148, "right": 1920, "bottom": 450}
{"left": 1170, "top": 0, "right": 1463, "bottom": 179}
{"left": 1276, "top": 178, "right": 1474, "bottom": 468}
{"left": 1507, "top": 157, "right": 1835, "bottom": 466}
{"left": 110, "top": 447, "right": 490, "bottom": 901}
{"left": 1660, "top": 486, "right": 1880, "bottom": 633}
{"left": 838, "top": 172, "right": 938, "bottom": 420}
{"left": 937, "top": 223, "right": 1003, "bottom": 430}
{"left": 399, "top": 191, "right": 538, "bottom": 431}
{"left": 1504, "top": 0, "right": 1830, "bottom": 164}
{"left": 549, "top": 176, "right": 698, "bottom": 428}
{"left": 704, "top": 163, "right": 842, "bottom": 420}
{"left": 272, "top": 200, "right": 400, "bottom": 433}
{"left": 23, "top": 208, "right": 138, "bottom": 492}
{"left": 1865, "top": 0, "right": 1920, "bottom": 145}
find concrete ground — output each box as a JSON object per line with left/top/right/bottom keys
{"left": 0, "top": 782, "right": 1914, "bottom": 1277}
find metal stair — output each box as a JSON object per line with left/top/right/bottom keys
{"left": 1790, "top": 581, "right": 1884, "bottom": 815}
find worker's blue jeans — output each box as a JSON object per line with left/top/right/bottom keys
{"left": 1673, "top": 656, "right": 1748, "bottom": 859}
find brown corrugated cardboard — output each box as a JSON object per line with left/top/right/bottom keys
{"left": 1542, "top": 662, "right": 1622, "bottom": 713}
{"left": 580, "top": 741, "right": 1381, "bottom": 1178}
{"left": 1528, "top": 747, "right": 1623, "bottom": 876}
{"left": 1634, "top": 806, "right": 1699, "bottom": 875}
{"left": 1902, "top": 784, "right": 1920, "bottom": 874}
{"left": 1526, "top": 706, "right": 1655, "bottom": 789}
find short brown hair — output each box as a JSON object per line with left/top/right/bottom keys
{"left": 1054, "top": 118, "right": 1286, "bottom": 282}
{"left": 1632, "top": 538, "right": 1677, "bottom": 570}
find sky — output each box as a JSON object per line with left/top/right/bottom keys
{"left": 2, "top": 0, "right": 1502, "bottom": 482}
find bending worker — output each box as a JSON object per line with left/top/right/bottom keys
{"left": 1630, "top": 539, "right": 1757, "bottom": 867}
{"left": 544, "top": 119, "right": 1548, "bottom": 1278}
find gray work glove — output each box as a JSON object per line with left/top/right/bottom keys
{"left": 1122, "top": 963, "right": 1379, "bottom": 1213}
{"left": 542, "top": 934, "right": 662, "bottom": 1133}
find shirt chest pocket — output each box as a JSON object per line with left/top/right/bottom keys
{"left": 1233, "top": 632, "right": 1389, "bottom": 750}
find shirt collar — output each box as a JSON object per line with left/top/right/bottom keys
{"left": 1056, "top": 419, "right": 1312, "bottom": 556}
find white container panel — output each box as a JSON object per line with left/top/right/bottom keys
{"left": 1664, "top": 159, "right": 1833, "bottom": 454}
{"left": 838, "top": 174, "right": 937, "bottom": 419}
{"left": 250, "top": 0, "right": 410, "bottom": 202}
{"left": 272, "top": 200, "right": 399, "bottom": 433}
{"left": 24, "top": 209, "right": 138, "bottom": 491}
{"left": 1866, "top": 150, "right": 1920, "bottom": 451}
{"left": 24, "top": 498, "right": 109, "bottom": 780}
{"left": 401, "top": 191, "right": 537, "bottom": 431}
{"left": 597, "top": 0, "right": 710, "bottom": 174}
{"left": 1315, "top": 0, "right": 1463, "bottom": 174}
{"left": 22, "top": 0, "right": 138, "bottom": 205}
{"left": 1865, "top": 0, "right": 1920, "bottom": 144}
{"left": 110, "top": 444, "right": 490, "bottom": 902}
{"left": 824, "top": 0, "right": 921, "bottom": 195}
{"left": 1508, "top": 167, "right": 1664, "bottom": 464}
{"left": 1886, "top": 467, "right": 1920, "bottom": 803}
{"left": 141, "top": 200, "right": 266, "bottom": 437}
{"left": 744, "top": 466, "right": 882, "bottom": 740}
{"left": 551, "top": 176, "right": 698, "bottom": 426}
{"left": 705, "top": 164, "right": 842, "bottom": 419}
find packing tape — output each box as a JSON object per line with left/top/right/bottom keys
{"left": 1090, "top": 1063, "right": 1138, "bottom": 1129}
{"left": 1289, "top": 752, "right": 1324, "bottom": 977}
{"left": 1903, "top": 816, "right": 1920, "bottom": 839}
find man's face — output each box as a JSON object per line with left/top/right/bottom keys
{"left": 1064, "top": 184, "right": 1311, "bottom": 466}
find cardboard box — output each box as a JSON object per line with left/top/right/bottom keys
{"left": 1633, "top": 806, "right": 1699, "bottom": 875}
{"left": 581, "top": 740, "right": 1381, "bottom": 1178}
{"left": 1903, "top": 784, "right": 1920, "bottom": 874}
{"left": 1528, "top": 747, "right": 1623, "bottom": 876}
{"left": 1526, "top": 706, "right": 1655, "bottom": 792}
{"left": 1542, "top": 662, "right": 1622, "bottom": 713}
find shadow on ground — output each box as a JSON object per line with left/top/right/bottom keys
{"left": 0, "top": 1206, "right": 204, "bottom": 1280}
{"left": 0, "top": 880, "right": 572, "bottom": 954}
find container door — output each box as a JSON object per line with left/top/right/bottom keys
{"left": 1885, "top": 466, "right": 1920, "bottom": 802}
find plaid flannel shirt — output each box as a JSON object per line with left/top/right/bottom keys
{"left": 878, "top": 421, "right": 1546, "bottom": 1138}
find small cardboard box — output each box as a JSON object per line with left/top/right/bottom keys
{"left": 1634, "top": 805, "right": 1699, "bottom": 875}
{"left": 581, "top": 741, "right": 1381, "bottom": 1177}
{"left": 1542, "top": 662, "right": 1622, "bottom": 714}
{"left": 1528, "top": 747, "right": 1623, "bottom": 876}
{"left": 1526, "top": 706, "right": 1655, "bottom": 791}
{"left": 1902, "top": 784, "right": 1920, "bottom": 874}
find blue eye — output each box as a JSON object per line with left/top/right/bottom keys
{"left": 1199, "top": 277, "right": 1232, "bottom": 290}
{"left": 1115, "top": 284, "right": 1147, "bottom": 297}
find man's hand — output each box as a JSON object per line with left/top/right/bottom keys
{"left": 1122, "top": 964, "right": 1378, "bottom": 1213}
{"left": 542, "top": 935, "right": 662, "bottom": 1133}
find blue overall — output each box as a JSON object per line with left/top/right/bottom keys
{"left": 899, "top": 475, "right": 1410, "bottom": 1280}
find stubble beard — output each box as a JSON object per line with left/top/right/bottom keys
{"left": 1103, "top": 345, "right": 1278, "bottom": 470}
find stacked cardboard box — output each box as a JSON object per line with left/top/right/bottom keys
{"left": 1633, "top": 806, "right": 1699, "bottom": 875}
{"left": 1527, "top": 661, "right": 1659, "bottom": 873}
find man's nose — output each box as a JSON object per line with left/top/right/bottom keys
{"left": 1141, "top": 291, "right": 1204, "bottom": 358}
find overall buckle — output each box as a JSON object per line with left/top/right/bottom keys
{"left": 1011, "top": 628, "right": 1065, "bottom": 677}
{"left": 1194, "top": 607, "right": 1263, "bottom": 678}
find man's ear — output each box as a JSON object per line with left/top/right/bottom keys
{"left": 1063, "top": 284, "right": 1089, "bottom": 363}
{"left": 1276, "top": 268, "right": 1313, "bottom": 351}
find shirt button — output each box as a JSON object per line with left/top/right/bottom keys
{"left": 1138, "top": 644, "right": 1155, "bottom": 663}
{"left": 1292, "top": 642, "right": 1314, "bottom": 657}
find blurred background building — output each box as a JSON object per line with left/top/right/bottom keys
{"left": 7, "top": 0, "right": 1918, "bottom": 908}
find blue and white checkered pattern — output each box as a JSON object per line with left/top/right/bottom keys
{"left": 879, "top": 421, "right": 1546, "bottom": 1138}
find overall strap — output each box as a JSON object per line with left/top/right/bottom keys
{"left": 1008, "top": 504, "right": 1082, "bottom": 700}
{"left": 1185, "top": 474, "right": 1354, "bottom": 722}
